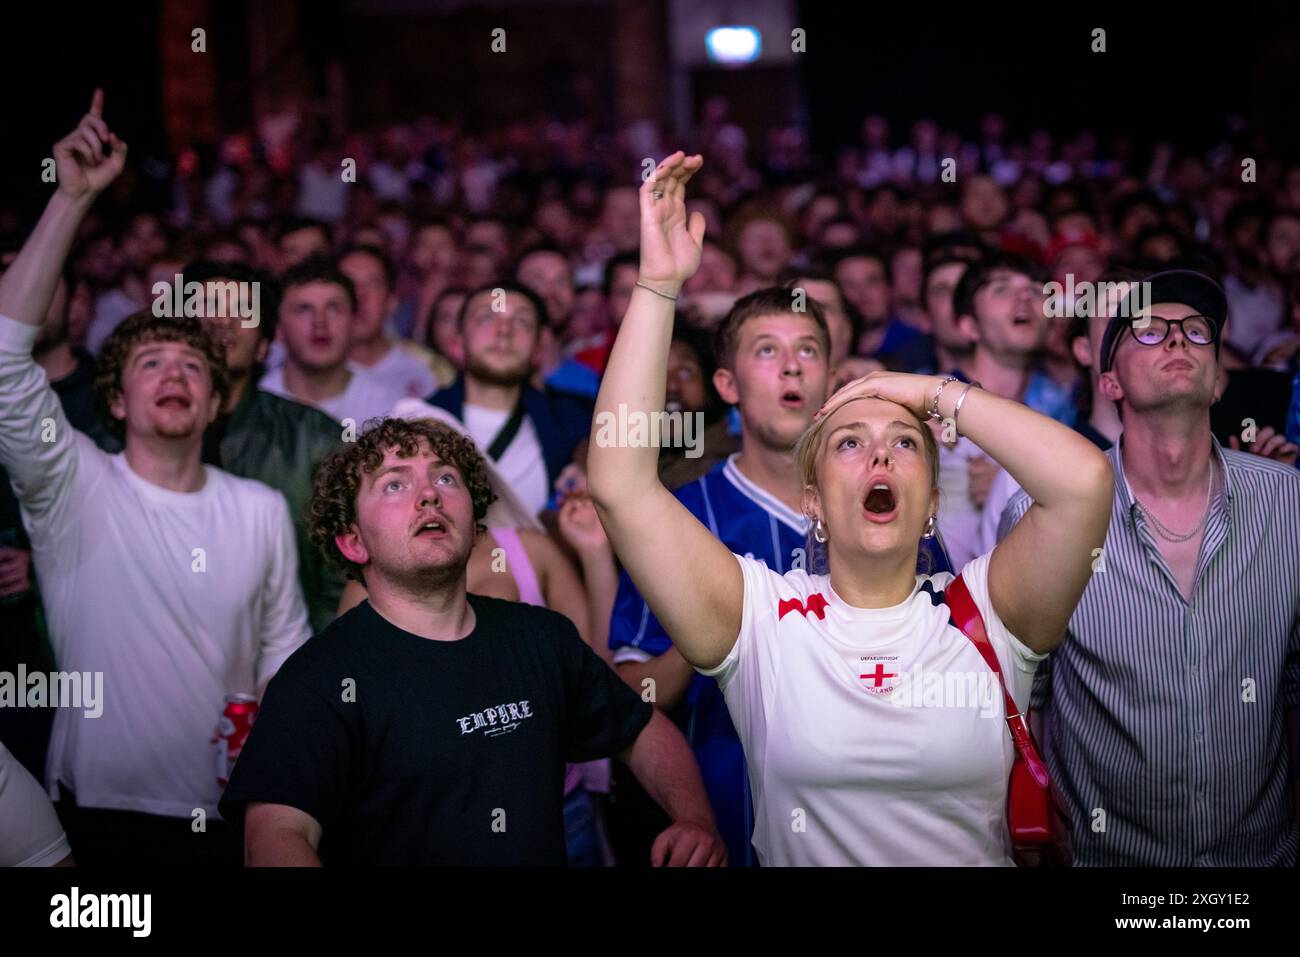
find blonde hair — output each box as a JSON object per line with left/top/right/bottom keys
{"left": 794, "top": 399, "right": 939, "bottom": 492}
{"left": 794, "top": 400, "right": 941, "bottom": 575}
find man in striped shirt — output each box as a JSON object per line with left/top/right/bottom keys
{"left": 1002, "top": 269, "right": 1300, "bottom": 866}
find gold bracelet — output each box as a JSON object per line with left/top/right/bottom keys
{"left": 635, "top": 279, "right": 679, "bottom": 302}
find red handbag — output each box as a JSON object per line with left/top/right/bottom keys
{"left": 944, "top": 574, "right": 1071, "bottom": 867}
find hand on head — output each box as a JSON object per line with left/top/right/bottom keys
{"left": 813, "top": 371, "right": 939, "bottom": 425}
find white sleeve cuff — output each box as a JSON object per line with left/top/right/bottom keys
{"left": 16, "top": 833, "right": 72, "bottom": 868}
{"left": 0, "top": 313, "right": 40, "bottom": 351}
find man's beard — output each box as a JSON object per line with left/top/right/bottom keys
{"left": 384, "top": 542, "right": 473, "bottom": 596}
{"left": 465, "top": 351, "right": 531, "bottom": 387}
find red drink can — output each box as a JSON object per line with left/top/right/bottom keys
{"left": 215, "top": 693, "right": 259, "bottom": 788}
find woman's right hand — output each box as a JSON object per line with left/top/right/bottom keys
{"left": 638, "top": 151, "right": 707, "bottom": 294}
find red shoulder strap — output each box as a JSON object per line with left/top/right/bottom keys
{"left": 944, "top": 574, "right": 1050, "bottom": 788}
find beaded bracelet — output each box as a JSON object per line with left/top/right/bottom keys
{"left": 928, "top": 375, "right": 958, "bottom": 420}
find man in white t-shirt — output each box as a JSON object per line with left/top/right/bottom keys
{"left": 0, "top": 741, "right": 73, "bottom": 867}
{"left": 259, "top": 256, "right": 408, "bottom": 427}
{"left": 0, "top": 93, "right": 311, "bottom": 865}
{"left": 338, "top": 244, "right": 454, "bottom": 398}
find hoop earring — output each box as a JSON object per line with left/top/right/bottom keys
{"left": 922, "top": 514, "right": 937, "bottom": 539}
{"left": 813, "top": 518, "right": 828, "bottom": 544}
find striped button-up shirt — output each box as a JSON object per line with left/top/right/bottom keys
{"left": 1002, "top": 437, "right": 1300, "bottom": 866}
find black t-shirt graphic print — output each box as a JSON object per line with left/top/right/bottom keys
{"left": 220, "top": 593, "right": 652, "bottom": 865}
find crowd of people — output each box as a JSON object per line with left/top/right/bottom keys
{"left": 0, "top": 89, "right": 1298, "bottom": 867}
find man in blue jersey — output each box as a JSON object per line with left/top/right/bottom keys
{"left": 609, "top": 287, "right": 951, "bottom": 865}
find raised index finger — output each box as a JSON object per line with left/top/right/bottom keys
{"left": 89, "top": 88, "right": 104, "bottom": 118}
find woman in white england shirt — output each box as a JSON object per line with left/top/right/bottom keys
{"left": 587, "top": 152, "right": 1114, "bottom": 866}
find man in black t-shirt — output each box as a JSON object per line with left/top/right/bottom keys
{"left": 220, "top": 416, "right": 724, "bottom": 866}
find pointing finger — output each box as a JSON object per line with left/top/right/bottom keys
{"left": 79, "top": 128, "right": 105, "bottom": 161}
{"left": 84, "top": 113, "right": 111, "bottom": 143}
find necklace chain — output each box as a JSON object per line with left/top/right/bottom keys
{"left": 1134, "top": 468, "right": 1214, "bottom": 543}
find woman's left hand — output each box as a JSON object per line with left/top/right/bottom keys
{"left": 813, "top": 370, "right": 946, "bottom": 424}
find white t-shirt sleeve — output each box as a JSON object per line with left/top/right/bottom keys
{"left": 696, "top": 552, "right": 787, "bottom": 732}
{"left": 954, "top": 549, "right": 1047, "bottom": 714}
{"left": 0, "top": 743, "right": 71, "bottom": 867}
{"left": 0, "top": 314, "right": 106, "bottom": 551}
{"left": 254, "top": 490, "right": 314, "bottom": 689}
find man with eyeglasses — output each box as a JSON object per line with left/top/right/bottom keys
{"left": 1001, "top": 269, "right": 1300, "bottom": 866}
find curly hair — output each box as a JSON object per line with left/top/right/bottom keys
{"left": 307, "top": 417, "right": 497, "bottom": 581}
{"left": 94, "top": 310, "right": 230, "bottom": 440}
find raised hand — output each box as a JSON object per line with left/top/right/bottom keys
{"left": 638, "top": 151, "right": 707, "bottom": 293}
{"left": 552, "top": 462, "right": 589, "bottom": 504}
{"left": 557, "top": 493, "right": 610, "bottom": 556}
{"left": 1228, "top": 425, "right": 1299, "bottom": 467}
{"left": 53, "top": 89, "right": 128, "bottom": 202}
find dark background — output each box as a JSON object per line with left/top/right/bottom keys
{"left": 799, "top": 1, "right": 1300, "bottom": 153}
{"left": 2, "top": 0, "right": 1298, "bottom": 214}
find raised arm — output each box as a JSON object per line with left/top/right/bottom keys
{"left": 586, "top": 153, "right": 742, "bottom": 672}
{"left": 0, "top": 90, "right": 127, "bottom": 326}
{"left": 556, "top": 494, "right": 618, "bottom": 668}
{"left": 817, "top": 372, "right": 1113, "bottom": 653}
{"left": 0, "top": 92, "right": 127, "bottom": 535}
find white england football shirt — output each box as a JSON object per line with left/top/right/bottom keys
{"left": 699, "top": 548, "right": 1046, "bottom": 866}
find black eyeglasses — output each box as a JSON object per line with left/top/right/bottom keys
{"left": 1126, "top": 315, "right": 1219, "bottom": 348}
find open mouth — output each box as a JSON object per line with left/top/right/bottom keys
{"left": 413, "top": 519, "right": 450, "bottom": 539}
{"left": 1010, "top": 312, "right": 1033, "bottom": 327}
{"left": 155, "top": 395, "right": 192, "bottom": 409}
{"left": 862, "top": 481, "right": 899, "bottom": 523}
{"left": 779, "top": 390, "right": 803, "bottom": 408}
